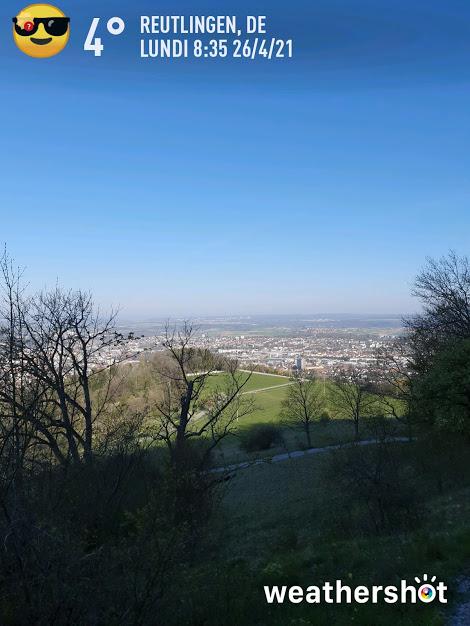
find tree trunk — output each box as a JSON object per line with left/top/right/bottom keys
{"left": 174, "top": 380, "right": 193, "bottom": 473}
{"left": 305, "top": 423, "right": 312, "bottom": 449}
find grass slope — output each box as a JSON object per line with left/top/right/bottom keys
{"left": 182, "top": 443, "right": 470, "bottom": 626}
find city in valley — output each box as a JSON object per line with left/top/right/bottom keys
{"left": 109, "top": 314, "right": 406, "bottom": 376}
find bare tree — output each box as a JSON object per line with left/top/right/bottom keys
{"left": 0, "top": 252, "right": 40, "bottom": 488}
{"left": 375, "top": 339, "right": 416, "bottom": 439}
{"left": 18, "top": 288, "right": 127, "bottom": 464}
{"left": 0, "top": 254, "right": 129, "bottom": 467}
{"left": 280, "top": 372, "right": 324, "bottom": 448}
{"left": 405, "top": 252, "right": 470, "bottom": 372}
{"left": 153, "top": 323, "right": 254, "bottom": 473}
{"left": 330, "top": 367, "right": 376, "bottom": 439}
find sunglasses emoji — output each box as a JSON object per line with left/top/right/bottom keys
{"left": 13, "top": 4, "right": 70, "bottom": 58}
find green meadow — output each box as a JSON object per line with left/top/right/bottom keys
{"left": 169, "top": 441, "right": 470, "bottom": 626}
{"left": 201, "top": 371, "right": 403, "bottom": 467}
{"left": 202, "top": 371, "right": 289, "bottom": 395}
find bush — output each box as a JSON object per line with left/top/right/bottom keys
{"left": 239, "top": 424, "right": 282, "bottom": 453}
{"left": 275, "top": 527, "right": 299, "bottom": 551}
{"left": 0, "top": 452, "right": 187, "bottom": 626}
{"left": 325, "top": 441, "right": 422, "bottom": 535}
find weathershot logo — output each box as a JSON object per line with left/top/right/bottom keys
{"left": 264, "top": 574, "right": 447, "bottom": 605}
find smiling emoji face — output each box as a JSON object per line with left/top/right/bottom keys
{"left": 13, "top": 4, "right": 70, "bottom": 58}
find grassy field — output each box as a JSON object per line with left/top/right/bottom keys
{"left": 138, "top": 371, "right": 468, "bottom": 625}
{"left": 204, "top": 371, "right": 388, "bottom": 429}
{"left": 203, "top": 371, "right": 290, "bottom": 396}
{"left": 210, "top": 416, "right": 406, "bottom": 467}
{"left": 204, "top": 371, "right": 305, "bottom": 430}
{"left": 171, "top": 441, "right": 470, "bottom": 626}
{"left": 202, "top": 372, "right": 404, "bottom": 467}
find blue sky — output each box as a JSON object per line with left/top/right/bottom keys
{"left": 2, "top": 0, "right": 470, "bottom": 317}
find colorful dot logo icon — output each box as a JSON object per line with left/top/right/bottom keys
{"left": 13, "top": 4, "right": 70, "bottom": 58}
{"left": 418, "top": 584, "right": 436, "bottom": 602}
{"left": 415, "top": 575, "right": 437, "bottom": 603}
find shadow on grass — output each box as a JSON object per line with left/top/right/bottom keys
{"left": 209, "top": 416, "right": 408, "bottom": 468}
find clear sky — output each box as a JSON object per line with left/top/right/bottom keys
{"left": 2, "top": 0, "right": 470, "bottom": 317}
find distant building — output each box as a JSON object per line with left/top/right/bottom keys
{"left": 294, "top": 356, "right": 304, "bottom": 371}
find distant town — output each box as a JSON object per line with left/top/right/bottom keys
{"left": 108, "top": 314, "right": 406, "bottom": 376}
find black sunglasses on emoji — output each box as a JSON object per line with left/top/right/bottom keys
{"left": 13, "top": 17, "right": 70, "bottom": 37}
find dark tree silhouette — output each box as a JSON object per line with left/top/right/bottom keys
{"left": 405, "top": 251, "right": 470, "bottom": 372}
{"left": 280, "top": 372, "right": 324, "bottom": 448}
{"left": 153, "top": 322, "right": 254, "bottom": 473}
{"left": 330, "top": 367, "right": 375, "bottom": 439}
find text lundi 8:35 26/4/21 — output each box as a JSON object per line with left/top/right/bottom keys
{"left": 140, "top": 38, "right": 294, "bottom": 59}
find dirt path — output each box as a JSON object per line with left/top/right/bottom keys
{"left": 239, "top": 369, "right": 290, "bottom": 379}
{"left": 241, "top": 382, "right": 293, "bottom": 395}
{"left": 209, "top": 436, "right": 412, "bottom": 474}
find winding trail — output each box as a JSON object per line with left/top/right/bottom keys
{"left": 241, "top": 382, "right": 293, "bottom": 395}
{"left": 209, "top": 436, "right": 412, "bottom": 474}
